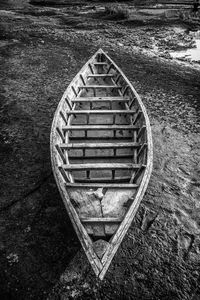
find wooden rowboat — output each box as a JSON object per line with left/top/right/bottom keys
{"left": 50, "top": 49, "right": 153, "bottom": 280}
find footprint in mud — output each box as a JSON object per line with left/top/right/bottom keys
{"left": 141, "top": 208, "right": 158, "bottom": 232}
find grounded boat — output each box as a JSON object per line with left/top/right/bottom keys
{"left": 50, "top": 49, "right": 153, "bottom": 280}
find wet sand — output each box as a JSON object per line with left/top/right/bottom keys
{"left": 0, "top": 1, "right": 200, "bottom": 299}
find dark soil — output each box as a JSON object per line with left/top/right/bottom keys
{"left": 0, "top": 1, "right": 200, "bottom": 299}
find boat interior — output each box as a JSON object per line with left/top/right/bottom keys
{"left": 51, "top": 50, "right": 151, "bottom": 275}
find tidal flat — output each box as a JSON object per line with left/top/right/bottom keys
{"left": 0, "top": 1, "right": 200, "bottom": 299}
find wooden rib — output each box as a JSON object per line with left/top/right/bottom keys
{"left": 60, "top": 142, "right": 140, "bottom": 149}
{"left": 63, "top": 124, "right": 139, "bottom": 131}
{"left": 65, "top": 97, "right": 72, "bottom": 110}
{"left": 66, "top": 110, "right": 136, "bottom": 115}
{"left": 80, "top": 74, "right": 86, "bottom": 85}
{"left": 106, "top": 63, "right": 114, "bottom": 74}
{"left": 72, "top": 96, "right": 129, "bottom": 103}
{"left": 71, "top": 86, "right": 77, "bottom": 96}
{"left": 81, "top": 217, "right": 122, "bottom": 223}
{"left": 55, "top": 144, "right": 66, "bottom": 163}
{"left": 133, "top": 110, "right": 143, "bottom": 124}
{"left": 65, "top": 182, "right": 138, "bottom": 188}
{"left": 131, "top": 165, "right": 146, "bottom": 184}
{"left": 123, "top": 85, "right": 130, "bottom": 96}
{"left": 63, "top": 163, "right": 141, "bottom": 171}
{"left": 137, "top": 143, "right": 147, "bottom": 158}
{"left": 60, "top": 111, "right": 67, "bottom": 124}
{"left": 58, "top": 166, "right": 69, "bottom": 182}
{"left": 137, "top": 125, "right": 146, "bottom": 141}
{"left": 88, "top": 63, "right": 94, "bottom": 74}
{"left": 115, "top": 74, "right": 121, "bottom": 85}
{"left": 78, "top": 85, "right": 121, "bottom": 89}
{"left": 129, "top": 98, "right": 136, "bottom": 109}
{"left": 56, "top": 127, "right": 65, "bottom": 142}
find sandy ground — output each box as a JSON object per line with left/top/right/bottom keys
{"left": 0, "top": 1, "right": 200, "bottom": 299}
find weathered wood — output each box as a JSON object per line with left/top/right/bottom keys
{"left": 56, "top": 127, "right": 65, "bottom": 142}
{"left": 58, "top": 166, "right": 70, "bottom": 183}
{"left": 115, "top": 74, "right": 121, "bottom": 85}
{"left": 88, "top": 63, "right": 94, "bottom": 74}
{"left": 72, "top": 96, "right": 129, "bottom": 103}
{"left": 69, "top": 137, "right": 134, "bottom": 141}
{"left": 69, "top": 154, "right": 134, "bottom": 160}
{"left": 65, "top": 183, "right": 138, "bottom": 188}
{"left": 66, "top": 110, "right": 136, "bottom": 115}
{"left": 130, "top": 165, "right": 146, "bottom": 184}
{"left": 106, "top": 63, "right": 114, "bottom": 74}
{"left": 80, "top": 74, "right": 86, "bottom": 86}
{"left": 63, "top": 124, "right": 139, "bottom": 131}
{"left": 78, "top": 85, "right": 122, "bottom": 89}
{"left": 137, "top": 125, "right": 146, "bottom": 141}
{"left": 123, "top": 85, "right": 130, "bottom": 96}
{"left": 97, "top": 50, "right": 153, "bottom": 281}
{"left": 87, "top": 74, "right": 114, "bottom": 78}
{"left": 60, "top": 142, "right": 141, "bottom": 149}
{"left": 50, "top": 48, "right": 153, "bottom": 280}
{"left": 60, "top": 111, "right": 67, "bottom": 124}
{"left": 63, "top": 163, "right": 141, "bottom": 171}
{"left": 55, "top": 144, "right": 66, "bottom": 163}
{"left": 71, "top": 86, "right": 77, "bottom": 96}
{"left": 93, "top": 62, "right": 107, "bottom": 65}
{"left": 133, "top": 110, "right": 143, "bottom": 125}
{"left": 65, "top": 97, "right": 72, "bottom": 110}
{"left": 81, "top": 217, "right": 122, "bottom": 223}
{"left": 75, "top": 177, "right": 131, "bottom": 183}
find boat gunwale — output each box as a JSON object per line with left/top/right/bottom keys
{"left": 50, "top": 48, "right": 153, "bottom": 280}
{"left": 97, "top": 49, "right": 153, "bottom": 279}
{"left": 50, "top": 49, "right": 105, "bottom": 277}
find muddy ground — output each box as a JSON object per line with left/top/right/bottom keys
{"left": 0, "top": 1, "right": 200, "bottom": 299}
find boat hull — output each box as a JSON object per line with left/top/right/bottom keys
{"left": 50, "top": 49, "right": 153, "bottom": 279}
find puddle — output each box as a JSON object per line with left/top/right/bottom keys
{"left": 170, "top": 30, "right": 200, "bottom": 62}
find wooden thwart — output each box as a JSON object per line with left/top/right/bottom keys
{"left": 81, "top": 217, "right": 123, "bottom": 223}
{"left": 63, "top": 163, "right": 141, "bottom": 171}
{"left": 79, "top": 85, "right": 121, "bottom": 89}
{"left": 66, "top": 110, "right": 136, "bottom": 115}
{"left": 60, "top": 142, "right": 141, "bottom": 149}
{"left": 65, "top": 182, "right": 139, "bottom": 188}
{"left": 63, "top": 124, "right": 139, "bottom": 131}
{"left": 72, "top": 96, "right": 129, "bottom": 103}
{"left": 93, "top": 62, "right": 107, "bottom": 65}
{"left": 87, "top": 74, "right": 114, "bottom": 78}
